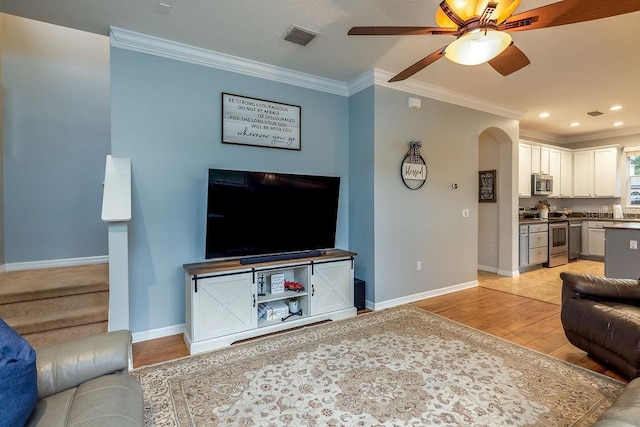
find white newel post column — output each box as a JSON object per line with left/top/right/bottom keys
{"left": 101, "top": 156, "right": 132, "bottom": 332}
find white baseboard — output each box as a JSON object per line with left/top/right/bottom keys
{"left": 132, "top": 323, "right": 186, "bottom": 344}
{"left": 478, "top": 264, "right": 498, "bottom": 273}
{"left": 4, "top": 256, "right": 109, "bottom": 271}
{"left": 497, "top": 269, "right": 520, "bottom": 277}
{"left": 370, "top": 280, "right": 479, "bottom": 311}
{"left": 0, "top": 264, "right": 5, "bottom": 273}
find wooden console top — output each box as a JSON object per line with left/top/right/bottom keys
{"left": 183, "top": 248, "right": 357, "bottom": 276}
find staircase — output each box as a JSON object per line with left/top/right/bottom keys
{"left": 0, "top": 263, "right": 109, "bottom": 348}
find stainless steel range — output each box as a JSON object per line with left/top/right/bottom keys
{"left": 547, "top": 220, "right": 569, "bottom": 267}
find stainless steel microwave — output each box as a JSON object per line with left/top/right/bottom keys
{"left": 531, "top": 173, "right": 553, "bottom": 195}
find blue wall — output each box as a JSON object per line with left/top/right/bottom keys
{"left": 2, "top": 17, "right": 110, "bottom": 263}
{"left": 348, "top": 86, "right": 375, "bottom": 301}
{"left": 110, "top": 48, "right": 350, "bottom": 333}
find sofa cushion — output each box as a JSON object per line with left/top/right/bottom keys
{"left": 67, "top": 373, "right": 143, "bottom": 426}
{"left": 592, "top": 377, "right": 640, "bottom": 426}
{"left": 0, "top": 318, "right": 38, "bottom": 427}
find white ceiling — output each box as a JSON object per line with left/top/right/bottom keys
{"left": 3, "top": 0, "right": 640, "bottom": 143}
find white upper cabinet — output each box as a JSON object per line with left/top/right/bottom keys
{"left": 531, "top": 145, "right": 541, "bottom": 174}
{"left": 549, "top": 148, "right": 572, "bottom": 198}
{"left": 572, "top": 146, "right": 619, "bottom": 197}
{"left": 560, "top": 150, "right": 573, "bottom": 197}
{"left": 519, "top": 143, "right": 532, "bottom": 197}
{"left": 548, "top": 149, "right": 561, "bottom": 197}
{"left": 593, "top": 147, "right": 619, "bottom": 197}
{"left": 573, "top": 150, "right": 594, "bottom": 197}
{"left": 520, "top": 142, "right": 618, "bottom": 199}
{"left": 540, "top": 146, "right": 550, "bottom": 175}
{"left": 530, "top": 145, "right": 550, "bottom": 175}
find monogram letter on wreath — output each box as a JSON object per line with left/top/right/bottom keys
{"left": 401, "top": 141, "right": 427, "bottom": 190}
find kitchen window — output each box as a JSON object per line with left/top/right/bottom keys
{"left": 627, "top": 153, "right": 640, "bottom": 206}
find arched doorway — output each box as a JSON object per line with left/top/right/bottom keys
{"left": 478, "top": 127, "right": 519, "bottom": 276}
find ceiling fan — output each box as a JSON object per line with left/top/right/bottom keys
{"left": 348, "top": 0, "right": 640, "bottom": 82}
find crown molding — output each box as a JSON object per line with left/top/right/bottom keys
{"left": 519, "top": 128, "right": 563, "bottom": 144}
{"left": 348, "top": 69, "right": 526, "bottom": 121}
{"left": 110, "top": 27, "right": 528, "bottom": 121}
{"left": 109, "top": 27, "right": 349, "bottom": 96}
{"left": 561, "top": 125, "right": 640, "bottom": 144}
{"left": 520, "top": 125, "right": 640, "bottom": 145}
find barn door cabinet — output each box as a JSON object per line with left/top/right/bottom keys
{"left": 183, "top": 249, "right": 357, "bottom": 355}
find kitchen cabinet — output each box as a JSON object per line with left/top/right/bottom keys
{"left": 549, "top": 148, "right": 573, "bottom": 198}
{"left": 549, "top": 149, "right": 561, "bottom": 197}
{"left": 560, "top": 150, "right": 573, "bottom": 197}
{"left": 531, "top": 145, "right": 540, "bottom": 174}
{"left": 573, "top": 150, "right": 594, "bottom": 197}
{"left": 540, "top": 146, "right": 550, "bottom": 175}
{"left": 519, "top": 143, "right": 532, "bottom": 197}
{"left": 572, "top": 147, "right": 619, "bottom": 197}
{"left": 593, "top": 147, "right": 618, "bottom": 197}
{"left": 519, "top": 223, "right": 548, "bottom": 267}
{"left": 531, "top": 145, "right": 551, "bottom": 175}
{"left": 586, "top": 221, "right": 609, "bottom": 257}
{"left": 530, "top": 145, "right": 550, "bottom": 175}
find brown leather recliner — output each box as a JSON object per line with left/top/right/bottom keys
{"left": 560, "top": 272, "right": 640, "bottom": 380}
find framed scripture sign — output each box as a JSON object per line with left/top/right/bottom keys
{"left": 479, "top": 170, "right": 496, "bottom": 202}
{"left": 222, "top": 93, "right": 301, "bottom": 150}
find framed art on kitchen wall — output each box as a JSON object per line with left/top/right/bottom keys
{"left": 479, "top": 170, "right": 496, "bottom": 203}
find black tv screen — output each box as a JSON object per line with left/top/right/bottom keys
{"left": 205, "top": 168, "right": 340, "bottom": 260}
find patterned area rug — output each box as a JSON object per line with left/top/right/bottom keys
{"left": 132, "top": 305, "right": 625, "bottom": 426}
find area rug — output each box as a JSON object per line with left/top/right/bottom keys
{"left": 132, "top": 305, "right": 625, "bottom": 426}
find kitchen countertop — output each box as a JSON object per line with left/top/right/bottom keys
{"left": 603, "top": 222, "right": 640, "bottom": 230}
{"left": 519, "top": 216, "right": 640, "bottom": 225}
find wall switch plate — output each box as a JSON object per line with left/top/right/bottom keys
{"left": 462, "top": 209, "right": 470, "bottom": 218}
{"left": 631, "top": 240, "right": 638, "bottom": 250}
{"left": 417, "top": 261, "right": 422, "bottom": 271}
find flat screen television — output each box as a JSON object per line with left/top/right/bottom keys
{"left": 205, "top": 168, "right": 340, "bottom": 261}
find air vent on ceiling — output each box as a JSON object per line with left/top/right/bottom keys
{"left": 586, "top": 111, "right": 604, "bottom": 117}
{"left": 283, "top": 25, "right": 319, "bottom": 47}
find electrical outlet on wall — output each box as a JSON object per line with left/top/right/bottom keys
{"left": 631, "top": 240, "right": 638, "bottom": 250}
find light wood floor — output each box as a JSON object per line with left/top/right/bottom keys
{"left": 132, "top": 260, "right": 627, "bottom": 382}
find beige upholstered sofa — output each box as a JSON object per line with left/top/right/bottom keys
{"left": 25, "top": 330, "right": 143, "bottom": 426}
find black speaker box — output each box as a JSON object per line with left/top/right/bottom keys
{"left": 354, "top": 278, "right": 365, "bottom": 310}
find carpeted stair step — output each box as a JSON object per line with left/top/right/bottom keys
{"left": 0, "top": 263, "right": 109, "bottom": 348}
{"left": 8, "top": 306, "right": 108, "bottom": 335}
{"left": 0, "top": 264, "right": 109, "bottom": 304}
{"left": 0, "top": 290, "right": 108, "bottom": 319}
{"left": 21, "top": 321, "right": 109, "bottom": 349}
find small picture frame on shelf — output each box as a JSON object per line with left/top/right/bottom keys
{"left": 270, "top": 273, "right": 285, "bottom": 294}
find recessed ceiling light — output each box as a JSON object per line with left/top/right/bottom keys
{"left": 613, "top": 121, "right": 623, "bottom": 126}
{"left": 570, "top": 122, "right": 580, "bottom": 127}
{"left": 609, "top": 105, "right": 623, "bottom": 111}
{"left": 538, "top": 112, "right": 550, "bottom": 118}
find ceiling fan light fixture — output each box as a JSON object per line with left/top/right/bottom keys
{"left": 444, "top": 29, "right": 512, "bottom": 66}
{"left": 436, "top": 0, "right": 522, "bottom": 27}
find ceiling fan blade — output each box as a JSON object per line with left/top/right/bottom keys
{"left": 488, "top": 43, "right": 531, "bottom": 76}
{"left": 388, "top": 47, "right": 447, "bottom": 82}
{"left": 500, "top": 0, "right": 640, "bottom": 32}
{"left": 348, "top": 26, "right": 457, "bottom": 36}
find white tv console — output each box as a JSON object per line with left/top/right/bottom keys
{"left": 183, "top": 249, "right": 357, "bottom": 354}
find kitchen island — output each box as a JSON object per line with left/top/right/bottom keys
{"left": 604, "top": 222, "right": 640, "bottom": 279}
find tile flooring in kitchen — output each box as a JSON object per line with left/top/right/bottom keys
{"left": 478, "top": 259, "right": 604, "bottom": 305}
